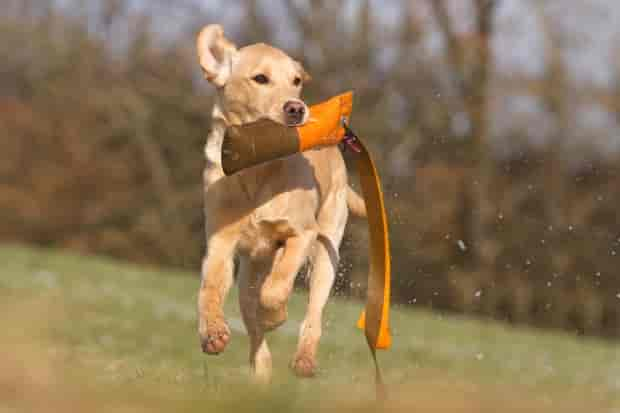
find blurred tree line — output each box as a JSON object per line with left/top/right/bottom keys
{"left": 1, "top": 0, "right": 619, "bottom": 338}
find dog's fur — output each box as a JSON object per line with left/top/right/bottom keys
{"left": 196, "top": 25, "right": 366, "bottom": 381}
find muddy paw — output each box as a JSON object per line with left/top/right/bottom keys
{"left": 291, "top": 354, "right": 317, "bottom": 378}
{"left": 199, "top": 317, "right": 231, "bottom": 355}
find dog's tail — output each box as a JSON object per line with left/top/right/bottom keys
{"left": 347, "top": 186, "right": 367, "bottom": 218}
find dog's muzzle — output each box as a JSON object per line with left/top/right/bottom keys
{"left": 283, "top": 100, "right": 306, "bottom": 126}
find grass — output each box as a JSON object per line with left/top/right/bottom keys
{"left": 0, "top": 244, "right": 618, "bottom": 412}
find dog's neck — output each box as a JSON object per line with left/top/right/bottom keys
{"left": 204, "top": 103, "right": 227, "bottom": 174}
{"left": 205, "top": 101, "right": 266, "bottom": 191}
{"left": 205, "top": 95, "right": 258, "bottom": 169}
{"left": 204, "top": 99, "right": 282, "bottom": 195}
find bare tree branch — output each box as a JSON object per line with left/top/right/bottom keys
{"left": 429, "top": 0, "right": 468, "bottom": 99}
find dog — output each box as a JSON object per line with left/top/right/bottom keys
{"left": 196, "top": 24, "right": 366, "bottom": 382}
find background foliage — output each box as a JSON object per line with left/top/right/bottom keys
{"left": 2, "top": 0, "right": 620, "bottom": 338}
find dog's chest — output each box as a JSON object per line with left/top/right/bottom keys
{"left": 233, "top": 188, "right": 315, "bottom": 258}
{"left": 212, "top": 166, "right": 319, "bottom": 258}
{"left": 204, "top": 126, "right": 320, "bottom": 258}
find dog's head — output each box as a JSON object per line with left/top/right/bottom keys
{"left": 197, "top": 25, "right": 311, "bottom": 127}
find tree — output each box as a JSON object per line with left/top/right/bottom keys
{"left": 429, "top": 0, "right": 499, "bottom": 311}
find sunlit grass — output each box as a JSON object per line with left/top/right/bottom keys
{"left": 0, "top": 244, "right": 618, "bottom": 412}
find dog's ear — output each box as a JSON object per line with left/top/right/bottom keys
{"left": 197, "top": 25, "right": 238, "bottom": 87}
{"left": 295, "top": 61, "right": 312, "bottom": 84}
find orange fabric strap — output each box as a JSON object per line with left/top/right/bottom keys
{"left": 354, "top": 136, "right": 392, "bottom": 350}
{"left": 352, "top": 137, "right": 391, "bottom": 400}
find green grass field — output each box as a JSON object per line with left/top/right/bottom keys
{"left": 1, "top": 244, "right": 618, "bottom": 412}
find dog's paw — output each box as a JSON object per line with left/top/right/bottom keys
{"left": 259, "top": 279, "right": 290, "bottom": 311}
{"left": 258, "top": 304, "right": 288, "bottom": 332}
{"left": 291, "top": 354, "right": 317, "bottom": 378}
{"left": 199, "top": 316, "right": 231, "bottom": 355}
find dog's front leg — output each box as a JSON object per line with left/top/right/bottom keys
{"left": 259, "top": 229, "right": 317, "bottom": 330}
{"left": 198, "top": 232, "right": 237, "bottom": 355}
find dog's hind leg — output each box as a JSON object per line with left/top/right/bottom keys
{"left": 292, "top": 193, "right": 348, "bottom": 377}
{"left": 238, "top": 256, "right": 273, "bottom": 383}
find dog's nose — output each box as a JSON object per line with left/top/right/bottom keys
{"left": 283, "top": 101, "right": 306, "bottom": 125}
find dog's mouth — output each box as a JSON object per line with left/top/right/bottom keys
{"left": 285, "top": 118, "right": 305, "bottom": 127}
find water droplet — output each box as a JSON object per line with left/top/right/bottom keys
{"left": 474, "top": 290, "right": 482, "bottom": 298}
{"left": 457, "top": 240, "right": 467, "bottom": 251}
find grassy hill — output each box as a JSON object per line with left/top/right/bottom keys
{"left": 0, "top": 244, "right": 618, "bottom": 412}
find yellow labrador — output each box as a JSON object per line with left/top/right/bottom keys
{"left": 196, "top": 24, "right": 366, "bottom": 381}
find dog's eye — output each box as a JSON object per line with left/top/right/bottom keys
{"left": 293, "top": 76, "right": 302, "bottom": 86}
{"left": 252, "top": 74, "right": 269, "bottom": 84}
